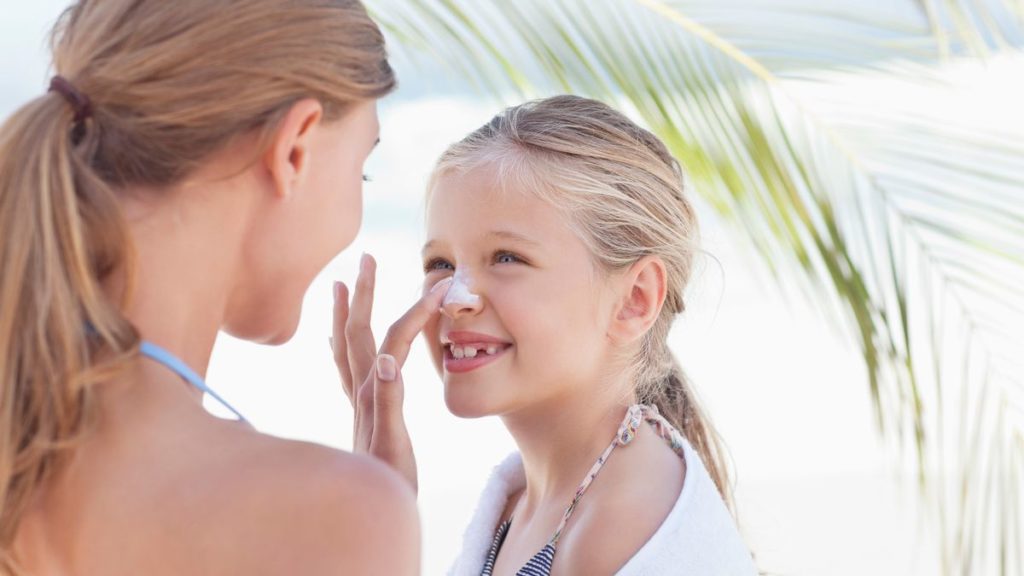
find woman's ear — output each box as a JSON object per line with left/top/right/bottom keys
{"left": 607, "top": 256, "right": 668, "bottom": 345}
{"left": 263, "top": 98, "right": 323, "bottom": 200}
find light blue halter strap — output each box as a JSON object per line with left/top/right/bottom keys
{"left": 139, "top": 340, "right": 248, "bottom": 424}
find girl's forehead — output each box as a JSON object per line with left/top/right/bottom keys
{"left": 425, "top": 174, "right": 575, "bottom": 248}
{"left": 430, "top": 168, "right": 550, "bottom": 219}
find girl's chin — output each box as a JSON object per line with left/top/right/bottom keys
{"left": 443, "top": 385, "right": 503, "bottom": 419}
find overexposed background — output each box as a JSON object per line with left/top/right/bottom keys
{"left": 0, "top": 3, "right": 964, "bottom": 574}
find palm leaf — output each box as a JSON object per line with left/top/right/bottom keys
{"left": 367, "top": 1, "right": 1024, "bottom": 574}
{"left": 914, "top": 0, "right": 1024, "bottom": 56}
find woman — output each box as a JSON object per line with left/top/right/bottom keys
{"left": 0, "top": 1, "right": 432, "bottom": 573}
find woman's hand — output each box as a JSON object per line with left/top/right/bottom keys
{"left": 331, "top": 254, "right": 450, "bottom": 494}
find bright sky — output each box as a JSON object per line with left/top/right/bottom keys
{"left": 8, "top": 2, "right": 1010, "bottom": 574}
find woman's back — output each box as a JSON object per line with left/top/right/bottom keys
{"left": 12, "top": 364, "right": 418, "bottom": 575}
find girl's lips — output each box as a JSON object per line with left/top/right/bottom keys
{"left": 442, "top": 330, "right": 510, "bottom": 346}
{"left": 442, "top": 343, "right": 511, "bottom": 374}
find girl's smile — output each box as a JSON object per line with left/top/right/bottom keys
{"left": 441, "top": 330, "right": 514, "bottom": 373}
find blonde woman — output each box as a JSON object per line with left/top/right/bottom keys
{"left": 336, "top": 96, "right": 758, "bottom": 575}
{"left": 0, "top": 1, "right": 440, "bottom": 574}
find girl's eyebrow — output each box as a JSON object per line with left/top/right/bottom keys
{"left": 487, "top": 230, "right": 539, "bottom": 246}
{"left": 422, "top": 230, "right": 538, "bottom": 256}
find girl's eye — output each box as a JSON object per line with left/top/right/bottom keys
{"left": 362, "top": 174, "right": 373, "bottom": 182}
{"left": 424, "top": 257, "right": 454, "bottom": 273}
{"left": 495, "top": 251, "right": 523, "bottom": 265}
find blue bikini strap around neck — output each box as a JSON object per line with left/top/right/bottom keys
{"left": 138, "top": 340, "right": 248, "bottom": 424}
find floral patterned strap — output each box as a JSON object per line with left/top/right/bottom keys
{"left": 547, "top": 404, "right": 681, "bottom": 547}
{"left": 640, "top": 403, "right": 688, "bottom": 460}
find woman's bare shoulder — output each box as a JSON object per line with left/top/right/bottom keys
{"left": 183, "top": 426, "right": 420, "bottom": 575}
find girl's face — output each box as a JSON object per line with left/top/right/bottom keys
{"left": 422, "top": 164, "right": 620, "bottom": 418}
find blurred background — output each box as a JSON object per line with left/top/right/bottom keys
{"left": 3, "top": 1, "right": 1022, "bottom": 574}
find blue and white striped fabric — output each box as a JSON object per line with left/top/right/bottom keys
{"left": 479, "top": 519, "right": 555, "bottom": 576}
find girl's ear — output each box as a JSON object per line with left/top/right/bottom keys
{"left": 262, "top": 98, "right": 323, "bottom": 200}
{"left": 607, "top": 256, "right": 668, "bottom": 345}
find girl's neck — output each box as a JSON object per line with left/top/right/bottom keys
{"left": 501, "top": 380, "right": 635, "bottom": 518}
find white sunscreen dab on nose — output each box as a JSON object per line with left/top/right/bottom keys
{"left": 443, "top": 268, "right": 480, "bottom": 307}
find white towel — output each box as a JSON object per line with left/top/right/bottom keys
{"left": 447, "top": 452, "right": 525, "bottom": 576}
{"left": 448, "top": 437, "right": 757, "bottom": 575}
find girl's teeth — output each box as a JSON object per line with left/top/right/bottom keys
{"left": 450, "top": 344, "right": 503, "bottom": 359}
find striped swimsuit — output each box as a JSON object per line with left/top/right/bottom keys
{"left": 479, "top": 404, "right": 687, "bottom": 576}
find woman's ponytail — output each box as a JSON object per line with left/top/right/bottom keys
{"left": 0, "top": 91, "right": 139, "bottom": 573}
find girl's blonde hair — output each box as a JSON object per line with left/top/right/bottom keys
{"left": 430, "top": 95, "right": 733, "bottom": 508}
{"left": 0, "top": 0, "right": 394, "bottom": 569}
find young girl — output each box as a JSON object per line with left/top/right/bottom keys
{"left": 0, "top": 1, "right": 423, "bottom": 574}
{"left": 422, "top": 95, "right": 757, "bottom": 575}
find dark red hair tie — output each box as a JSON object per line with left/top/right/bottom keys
{"left": 49, "top": 75, "right": 93, "bottom": 123}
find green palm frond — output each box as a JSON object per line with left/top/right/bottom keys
{"left": 368, "top": 1, "right": 1024, "bottom": 574}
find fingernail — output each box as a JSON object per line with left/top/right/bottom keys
{"left": 360, "top": 252, "right": 371, "bottom": 272}
{"left": 333, "top": 281, "right": 342, "bottom": 302}
{"left": 377, "top": 354, "right": 396, "bottom": 381}
{"left": 430, "top": 277, "right": 453, "bottom": 294}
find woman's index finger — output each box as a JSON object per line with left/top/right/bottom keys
{"left": 378, "top": 278, "right": 452, "bottom": 365}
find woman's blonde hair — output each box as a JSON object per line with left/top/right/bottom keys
{"left": 0, "top": 0, "right": 394, "bottom": 569}
{"left": 429, "top": 95, "right": 733, "bottom": 509}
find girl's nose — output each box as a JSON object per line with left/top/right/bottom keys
{"left": 441, "top": 268, "right": 482, "bottom": 319}
{"left": 441, "top": 298, "right": 482, "bottom": 319}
